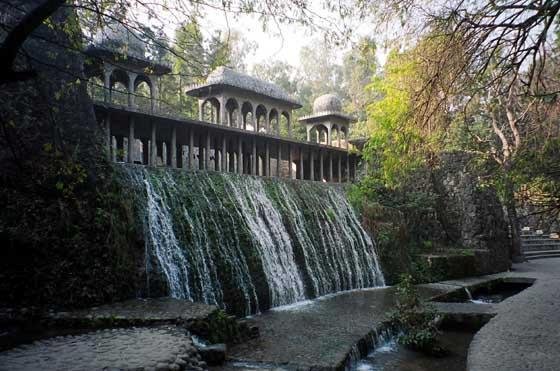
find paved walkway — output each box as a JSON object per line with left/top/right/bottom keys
{"left": 225, "top": 286, "right": 450, "bottom": 370}
{"left": 467, "top": 258, "right": 560, "bottom": 371}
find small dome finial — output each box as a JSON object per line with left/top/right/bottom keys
{"left": 313, "top": 94, "right": 342, "bottom": 114}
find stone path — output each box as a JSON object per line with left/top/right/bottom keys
{"left": 48, "top": 297, "right": 217, "bottom": 326}
{"left": 224, "top": 286, "right": 450, "bottom": 370}
{"left": 0, "top": 325, "right": 205, "bottom": 371}
{"left": 467, "top": 258, "right": 560, "bottom": 371}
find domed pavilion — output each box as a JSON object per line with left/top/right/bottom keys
{"left": 298, "top": 94, "right": 353, "bottom": 149}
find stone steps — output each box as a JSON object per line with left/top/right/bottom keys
{"left": 524, "top": 250, "right": 560, "bottom": 260}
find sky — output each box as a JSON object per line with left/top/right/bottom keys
{"left": 133, "top": 1, "right": 391, "bottom": 71}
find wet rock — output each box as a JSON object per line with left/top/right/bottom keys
{"left": 197, "top": 343, "right": 226, "bottom": 366}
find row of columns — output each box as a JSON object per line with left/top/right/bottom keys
{"left": 102, "top": 64, "right": 159, "bottom": 111}
{"left": 105, "top": 113, "right": 356, "bottom": 182}
{"left": 198, "top": 97, "right": 292, "bottom": 137}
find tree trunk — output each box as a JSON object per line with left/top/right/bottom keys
{"left": 504, "top": 176, "right": 524, "bottom": 263}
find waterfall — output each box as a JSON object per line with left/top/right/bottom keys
{"left": 120, "top": 165, "right": 384, "bottom": 315}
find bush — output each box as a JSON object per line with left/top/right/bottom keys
{"left": 389, "top": 274, "right": 447, "bottom": 356}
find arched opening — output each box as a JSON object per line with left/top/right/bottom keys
{"left": 280, "top": 111, "right": 290, "bottom": 137}
{"left": 331, "top": 125, "right": 339, "bottom": 147}
{"left": 88, "top": 76, "right": 104, "bottom": 101}
{"left": 312, "top": 124, "right": 328, "bottom": 144}
{"left": 269, "top": 109, "right": 279, "bottom": 135}
{"left": 134, "top": 76, "right": 152, "bottom": 111}
{"left": 256, "top": 105, "right": 267, "bottom": 133}
{"left": 226, "top": 98, "right": 240, "bottom": 127}
{"left": 340, "top": 126, "right": 348, "bottom": 148}
{"left": 242, "top": 102, "right": 254, "bottom": 131}
{"left": 202, "top": 97, "right": 220, "bottom": 123}
{"left": 110, "top": 69, "right": 129, "bottom": 106}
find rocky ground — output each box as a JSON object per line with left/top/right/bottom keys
{"left": 0, "top": 325, "right": 206, "bottom": 371}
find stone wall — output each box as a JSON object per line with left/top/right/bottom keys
{"left": 429, "top": 151, "right": 511, "bottom": 274}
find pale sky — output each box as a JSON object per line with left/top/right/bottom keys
{"left": 134, "top": 2, "right": 391, "bottom": 70}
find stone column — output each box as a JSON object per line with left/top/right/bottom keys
{"left": 265, "top": 110, "right": 270, "bottom": 133}
{"left": 171, "top": 126, "right": 177, "bottom": 168}
{"left": 252, "top": 139, "right": 257, "bottom": 175}
{"left": 237, "top": 109, "right": 242, "bottom": 130}
{"left": 150, "top": 122, "right": 157, "bottom": 166}
{"left": 327, "top": 126, "right": 332, "bottom": 146}
{"left": 103, "top": 65, "right": 113, "bottom": 103}
{"left": 222, "top": 136, "right": 227, "bottom": 172}
{"left": 306, "top": 126, "right": 311, "bottom": 142}
{"left": 142, "top": 138, "right": 149, "bottom": 165}
{"left": 219, "top": 96, "right": 227, "bottom": 125}
{"left": 277, "top": 144, "right": 282, "bottom": 177}
{"left": 188, "top": 129, "right": 194, "bottom": 169}
{"left": 198, "top": 100, "right": 204, "bottom": 121}
{"left": 299, "top": 147, "right": 304, "bottom": 180}
{"left": 310, "top": 150, "right": 314, "bottom": 181}
{"left": 151, "top": 77, "right": 159, "bottom": 112}
{"left": 238, "top": 138, "right": 243, "bottom": 174}
{"left": 128, "top": 72, "right": 137, "bottom": 108}
{"left": 288, "top": 144, "right": 293, "bottom": 179}
{"left": 127, "top": 116, "right": 135, "bottom": 163}
{"left": 319, "top": 151, "right": 324, "bottom": 181}
{"left": 252, "top": 106, "right": 257, "bottom": 132}
{"left": 288, "top": 115, "right": 292, "bottom": 138}
{"left": 329, "top": 152, "right": 333, "bottom": 182}
{"left": 205, "top": 132, "right": 211, "bottom": 170}
{"left": 337, "top": 154, "right": 342, "bottom": 182}
{"left": 265, "top": 141, "right": 270, "bottom": 177}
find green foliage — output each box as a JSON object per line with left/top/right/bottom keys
{"left": 389, "top": 274, "right": 446, "bottom": 356}
{"left": 363, "top": 50, "right": 427, "bottom": 187}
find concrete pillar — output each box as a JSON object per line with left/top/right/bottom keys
{"left": 252, "top": 106, "right": 257, "bottom": 132}
{"left": 127, "top": 116, "right": 135, "bottom": 163}
{"left": 219, "top": 96, "right": 227, "bottom": 125}
{"left": 327, "top": 127, "right": 332, "bottom": 146}
{"left": 142, "top": 138, "right": 149, "bottom": 165}
{"left": 310, "top": 150, "right": 314, "bottom": 181}
{"left": 150, "top": 122, "right": 157, "bottom": 166}
{"left": 329, "top": 152, "right": 333, "bottom": 181}
{"left": 222, "top": 136, "right": 227, "bottom": 172}
{"left": 205, "top": 132, "right": 210, "bottom": 170}
{"left": 238, "top": 138, "right": 243, "bottom": 174}
{"left": 103, "top": 65, "right": 113, "bottom": 103}
{"left": 252, "top": 139, "right": 257, "bottom": 175}
{"left": 188, "top": 129, "right": 194, "bottom": 169}
{"left": 319, "top": 151, "right": 324, "bottom": 181}
{"left": 265, "top": 110, "right": 270, "bottom": 133}
{"left": 237, "top": 109, "right": 242, "bottom": 129}
{"left": 265, "top": 141, "right": 270, "bottom": 177}
{"left": 151, "top": 77, "right": 159, "bottom": 112}
{"left": 128, "top": 72, "right": 137, "bottom": 108}
{"left": 337, "top": 154, "right": 342, "bottom": 182}
{"left": 171, "top": 126, "right": 177, "bottom": 168}
{"left": 287, "top": 114, "right": 292, "bottom": 138}
{"left": 306, "top": 127, "right": 311, "bottom": 142}
{"left": 277, "top": 144, "right": 282, "bottom": 177}
{"left": 299, "top": 147, "right": 304, "bottom": 180}
{"left": 198, "top": 100, "right": 204, "bottom": 121}
{"left": 288, "top": 145, "right": 293, "bottom": 179}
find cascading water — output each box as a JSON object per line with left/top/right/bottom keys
{"left": 120, "top": 165, "right": 384, "bottom": 315}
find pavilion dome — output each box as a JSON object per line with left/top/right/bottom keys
{"left": 313, "top": 94, "right": 342, "bottom": 114}
{"left": 92, "top": 22, "right": 146, "bottom": 60}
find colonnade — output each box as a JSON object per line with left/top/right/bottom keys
{"left": 103, "top": 110, "right": 356, "bottom": 183}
